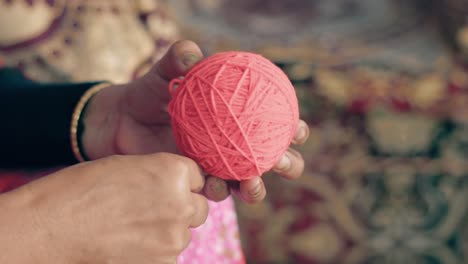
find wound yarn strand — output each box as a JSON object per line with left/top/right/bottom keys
{"left": 168, "top": 51, "right": 299, "bottom": 181}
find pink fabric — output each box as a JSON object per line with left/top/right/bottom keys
{"left": 179, "top": 198, "right": 246, "bottom": 264}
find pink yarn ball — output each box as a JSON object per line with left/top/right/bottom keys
{"left": 168, "top": 51, "right": 299, "bottom": 181}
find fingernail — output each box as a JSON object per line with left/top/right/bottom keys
{"left": 210, "top": 178, "right": 223, "bottom": 193}
{"left": 182, "top": 53, "right": 201, "bottom": 68}
{"left": 248, "top": 178, "right": 262, "bottom": 196}
{"left": 296, "top": 124, "right": 307, "bottom": 140}
{"left": 276, "top": 154, "right": 291, "bottom": 171}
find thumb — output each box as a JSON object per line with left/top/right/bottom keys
{"left": 124, "top": 40, "right": 203, "bottom": 124}
{"left": 152, "top": 40, "right": 204, "bottom": 82}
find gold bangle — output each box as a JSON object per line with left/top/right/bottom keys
{"left": 70, "top": 82, "right": 112, "bottom": 162}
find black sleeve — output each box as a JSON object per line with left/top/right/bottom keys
{"left": 0, "top": 67, "right": 101, "bottom": 169}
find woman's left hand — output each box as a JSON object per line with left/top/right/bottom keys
{"left": 82, "top": 40, "right": 309, "bottom": 203}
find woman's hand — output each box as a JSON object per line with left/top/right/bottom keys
{"left": 0, "top": 153, "right": 208, "bottom": 264}
{"left": 82, "top": 40, "right": 310, "bottom": 203}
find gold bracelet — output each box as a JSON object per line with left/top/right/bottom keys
{"left": 70, "top": 82, "right": 112, "bottom": 162}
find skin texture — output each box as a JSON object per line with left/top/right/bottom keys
{"left": 82, "top": 40, "right": 310, "bottom": 203}
{"left": 0, "top": 153, "right": 208, "bottom": 264}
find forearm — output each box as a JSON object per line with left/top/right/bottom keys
{"left": 0, "top": 68, "right": 102, "bottom": 168}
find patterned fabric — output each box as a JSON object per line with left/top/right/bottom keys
{"left": 0, "top": 0, "right": 176, "bottom": 82}
{"left": 0, "top": 1, "right": 244, "bottom": 263}
{"left": 181, "top": 199, "right": 245, "bottom": 264}
{"left": 168, "top": 0, "right": 468, "bottom": 263}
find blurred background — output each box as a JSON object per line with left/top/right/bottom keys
{"left": 1, "top": 0, "right": 468, "bottom": 263}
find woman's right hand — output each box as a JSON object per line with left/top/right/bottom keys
{"left": 0, "top": 153, "right": 208, "bottom": 264}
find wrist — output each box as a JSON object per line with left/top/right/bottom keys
{"left": 81, "top": 84, "right": 126, "bottom": 160}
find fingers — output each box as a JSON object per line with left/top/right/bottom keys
{"left": 176, "top": 156, "right": 208, "bottom": 228}
{"left": 155, "top": 153, "right": 205, "bottom": 193}
{"left": 199, "top": 121, "right": 308, "bottom": 205}
{"left": 235, "top": 177, "right": 267, "bottom": 204}
{"left": 272, "top": 148, "right": 305, "bottom": 180}
{"left": 202, "top": 176, "right": 231, "bottom": 202}
{"left": 269, "top": 120, "right": 307, "bottom": 180}
{"left": 292, "top": 120, "right": 310, "bottom": 145}
{"left": 229, "top": 120, "right": 308, "bottom": 204}
{"left": 181, "top": 157, "right": 205, "bottom": 193}
{"left": 189, "top": 193, "right": 209, "bottom": 228}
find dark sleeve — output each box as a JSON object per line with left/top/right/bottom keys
{"left": 0, "top": 67, "right": 101, "bottom": 169}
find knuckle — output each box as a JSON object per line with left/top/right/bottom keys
{"left": 152, "top": 153, "right": 200, "bottom": 178}
{"left": 154, "top": 153, "right": 193, "bottom": 172}
{"left": 169, "top": 156, "right": 201, "bottom": 185}
{"left": 248, "top": 186, "right": 263, "bottom": 199}
{"left": 247, "top": 192, "right": 263, "bottom": 203}
{"left": 146, "top": 153, "right": 187, "bottom": 174}
{"left": 178, "top": 156, "right": 198, "bottom": 174}
{"left": 243, "top": 184, "right": 265, "bottom": 204}
{"left": 179, "top": 204, "right": 196, "bottom": 221}
{"left": 173, "top": 231, "right": 191, "bottom": 253}
{"left": 156, "top": 230, "right": 190, "bottom": 259}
